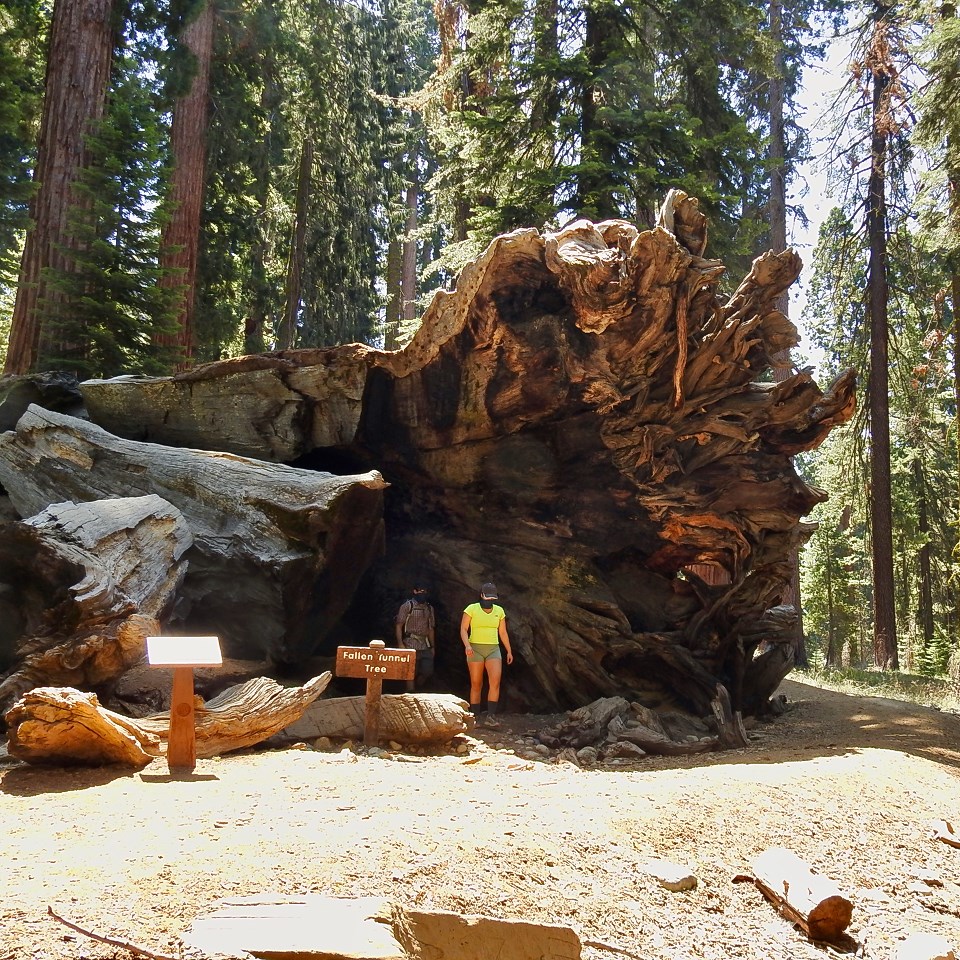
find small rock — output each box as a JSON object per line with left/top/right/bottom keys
{"left": 312, "top": 737, "right": 333, "bottom": 751}
{"left": 288, "top": 741, "right": 309, "bottom": 751}
{"left": 576, "top": 747, "right": 598, "bottom": 766}
{"left": 367, "top": 747, "right": 387, "bottom": 758}
{"left": 534, "top": 743, "right": 551, "bottom": 756}
{"left": 893, "top": 932, "right": 957, "bottom": 960}
{"left": 456, "top": 743, "right": 470, "bottom": 755}
{"left": 389, "top": 741, "right": 403, "bottom": 751}
{"left": 643, "top": 858, "right": 698, "bottom": 892}
{"left": 603, "top": 741, "right": 646, "bottom": 759}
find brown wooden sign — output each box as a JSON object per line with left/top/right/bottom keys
{"left": 335, "top": 640, "right": 416, "bottom": 746}
{"left": 336, "top": 644, "right": 415, "bottom": 681}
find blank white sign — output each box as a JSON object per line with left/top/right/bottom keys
{"left": 147, "top": 635, "right": 223, "bottom": 668}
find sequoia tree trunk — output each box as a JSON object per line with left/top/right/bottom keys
{"left": 4, "top": 0, "right": 115, "bottom": 374}
{"left": 155, "top": 0, "right": 215, "bottom": 369}
{"left": 867, "top": 10, "right": 898, "bottom": 670}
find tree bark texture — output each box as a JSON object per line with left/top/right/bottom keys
{"left": 4, "top": 0, "right": 115, "bottom": 375}
{"left": 0, "top": 406, "right": 387, "bottom": 665}
{"left": 0, "top": 496, "right": 192, "bottom": 717}
{"left": 156, "top": 0, "right": 215, "bottom": 369}
{"left": 77, "top": 195, "right": 855, "bottom": 715}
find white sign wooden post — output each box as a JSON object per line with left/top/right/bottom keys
{"left": 147, "top": 636, "right": 223, "bottom": 772}
{"left": 334, "top": 639, "right": 416, "bottom": 746}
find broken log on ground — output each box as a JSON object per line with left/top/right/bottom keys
{"left": 5, "top": 687, "right": 160, "bottom": 766}
{"left": 59, "top": 192, "right": 857, "bottom": 714}
{"left": 284, "top": 692, "right": 475, "bottom": 744}
{"left": 0, "top": 496, "right": 191, "bottom": 717}
{"left": 0, "top": 406, "right": 388, "bottom": 664}
{"left": 5, "top": 673, "right": 331, "bottom": 765}
{"left": 740, "top": 847, "right": 854, "bottom": 943}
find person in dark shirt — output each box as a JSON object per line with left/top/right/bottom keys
{"left": 395, "top": 582, "right": 436, "bottom": 692}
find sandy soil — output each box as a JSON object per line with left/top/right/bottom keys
{"left": 2, "top": 676, "right": 960, "bottom": 960}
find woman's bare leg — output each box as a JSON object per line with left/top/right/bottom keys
{"left": 467, "top": 660, "right": 486, "bottom": 707}
{"left": 485, "top": 659, "right": 503, "bottom": 704}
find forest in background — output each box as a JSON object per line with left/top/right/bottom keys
{"left": 0, "top": 0, "right": 958, "bottom": 681}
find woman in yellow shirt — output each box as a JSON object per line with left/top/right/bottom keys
{"left": 460, "top": 582, "right": 513, "bottom": 725}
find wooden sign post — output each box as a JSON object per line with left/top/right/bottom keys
{"left": 335, "top": 640, "right": 416, "bottom": 746}
{"left": 147, "top": 636, "right": 223, "bottom": 773}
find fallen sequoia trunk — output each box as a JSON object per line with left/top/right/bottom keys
{"left": 0, "top": 496, "right": 192, "bottom": 718}
{"left": 0, "top": 407, "right": 388, "bottom": 663}
{"left": 71, "top": 191, "right": 855, "bottom": 715}
{"left": 5, "top": 673, "right": 332, "bottom": 765}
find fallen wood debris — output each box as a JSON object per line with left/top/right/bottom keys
{"left": 929, "top": 819, "right": 960, "bottom": 849}
{"left": 735, "top": 847, "right": 853, "bottom": 943}
{"left": 47, "top": 907, "right": 179, "bottom": 960}
{"left": 535, "top": 694, "right": 724, "bottom": 757}
{"left": 5, "top": 673, "right": 331, "bottom": 766}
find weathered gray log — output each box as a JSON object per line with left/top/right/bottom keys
{"left": 82, "top": 348, "right": 371, "bottom": 461}
{"left": 135, "top": 673, "right": 333, "bottom": 757}
{"left": 5, "top": 673, "right": 331, "bottom": 765}
{"left": 284, "top": 692, "right": 475, "bottom": 744}
{"left": 107, "top": 657, "right": 271, "bottom": 717}
{"left": 745, "top": 848, "right": 854, "bottom": 943}
{"left": 0, "top": 496, "right": 192, "bottom": 717}
{"left": 0, "top": 406, "right": 388, "bottom": 663}
{"left": 75, "top": 193, "right": 856, "bottom": 715}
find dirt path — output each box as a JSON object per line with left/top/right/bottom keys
{"left": 2, "top": 677, "right": 960, "bottom": 960}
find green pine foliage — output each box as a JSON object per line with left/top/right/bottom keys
{"left": 189, "top": 0, "right": 438, "bottom": 359}
{"left": 801, "top": 204, "right": 959, "bottom": 674}
{"left": 423, "top": 0, "right": 770, "bottom": 275}
{"left": 0, "top": 0, "right": 45, "bottom": 314}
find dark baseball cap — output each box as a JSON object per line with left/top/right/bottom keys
{"left": 480, "top": 582, "right": 498, "bottom": 599}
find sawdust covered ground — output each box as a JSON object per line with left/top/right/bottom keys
{"left": 2, "top": 676, "right": 960, "bottom": 960}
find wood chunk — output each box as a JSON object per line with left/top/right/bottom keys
{"left": 182, "top": 894, "right": 406, "bottom": 960}
{"left": 748, "top": 847, "right": 853, "bottom": 942}
{"left": 5, "top": 687, "right": 159, "bottom": 766}
{"left": 137, "top": 673, "right": 333, "bottom": 758}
